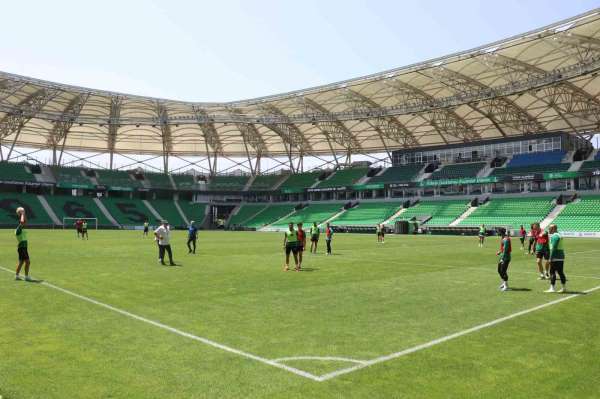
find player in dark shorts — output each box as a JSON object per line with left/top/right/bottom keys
{"left": 187, "top": 221, "right": 198, "bottom": 254}
{"left": 296, "top": 222, "right": 306, "bottom": 271}
{"left": 310, "top": 222, "right": 320, "bottom": 253}
{"left": 518, "top": 225, "right": 526, "bottom": 250}
{"left": 527, "top": 223, "right": 538, "bottom": 255}
{"left": 496, "top": 228, "right": 512, "bottom": 292}
{"left": 143, "top": 221, "right": 149, "bottom": 236}
{"left": 81, "top": 220, "right": 89, "bottom": 240}
{"left": 535, "top": 228, "right": 550, "bottom": 279}
{"left": 546, "top": 224, "right": 567, "bottom": 293}
{"left": 74, "top": 219, "right": 83, "bottom": 238}
{"left": 283, "top": 223, "right": 299, "bottom": 271}
{"left": 15, "top": 207, "right": 33, "bottom": 282}
{"left": 325, "top": 223, "right": 333, "bottom": 255}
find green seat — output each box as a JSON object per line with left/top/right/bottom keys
{"left": 332, "top": 202, "right": 403, "bottom": 226}
{"left": 460, "top": 197, "right": 554, "bottom": 229}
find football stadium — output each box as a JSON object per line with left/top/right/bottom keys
{"left": 2, "top": 5, "right": 600, "bottom": 399}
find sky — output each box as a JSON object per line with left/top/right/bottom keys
{"left": 2, "top": 0, "right": 599, "bottom": 171}
{"left": 1, "top": 0, "right": 599, "bottom": 103}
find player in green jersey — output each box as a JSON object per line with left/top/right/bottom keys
{"left": 478, "top": 224, "right": 486, "bottom": 247}
{"left": 496, "top": 228, "right": 512, "bottom": 292}
{"left": 81, "top": 220, "right": 89, "bottom": 240}
{"left": 545, "top": 224, "right": 567, "bottom": 293}
{"left": 14, "top": 207, "right": 33, "bottom": 282}
{"left": 283, "top": 223, "right": 299, "bottom": 271}
{"left": 309, "top": 222, "right": 320, "bottom": 253}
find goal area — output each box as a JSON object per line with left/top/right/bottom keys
{"left": 63, "top": 217, "right": 98, "bottom": 230}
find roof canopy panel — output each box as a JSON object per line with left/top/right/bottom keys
{"left": 1, "top": 9, "right": 600, "bottom": 158}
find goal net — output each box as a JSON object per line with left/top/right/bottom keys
{"left": 63, "top": 217, "right": 98, "bottom": 230}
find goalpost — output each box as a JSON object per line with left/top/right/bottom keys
{"left": 63, "top": 217, "right": 98, "bottom": 230}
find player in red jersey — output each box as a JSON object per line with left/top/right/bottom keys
{"left": 296, "top": 222, "right": 306, "bottom": 271}
{"left": 74, "top": 219, "right": 83, "bottom": 238}
{"left": 535, "top": 227, "right": 551, "bottom": 280}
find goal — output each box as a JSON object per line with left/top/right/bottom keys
{"left": 63, "top": 217, "right": 98, "bottom": 230}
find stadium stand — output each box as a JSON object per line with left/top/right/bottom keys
{"left": 177, "top": 201, "right": 208, "bottom": 225}
{"left": 208, "top": 175, "right": 249, "bottom": 191}
{"left": 551, "top": 196, "right": 600, "bottom": 232}
{"left": 100, "top": 197, "right": 151, "bottom": 226}
{"left": 227, "top": 203, "right": 268, "bottom": 227}
{"left": 96, "top": 170, "right": 140, "bottom": 189}
{"left": 393, "top": 200, "right": 470, "bottom": 226}
{"left": 243, "top": 204, "right": 297, "bottom": 228}
{"left": 144, "top": 172, "right": 174, "bottom": 190}
{"left": 53, "top": 166, "right": 94, "bottom": 187}
{"left": 249, "top": 174, "right": 283, "bottom": 191}
{"left": 272, "top": 203, "right": 344, "bottom": 227}
{"left": 317, "top": 168, "right": 368, "bottom": 188}
{"left": 368, "top": 165, "right": 423, "bottom": 184}
{"left": 332, "top": 202, "right": 403, "bottom": 226}
{"left": 579, "top": 153, "right": 600, "bottom": 173}
{"left": 45, "top": 195, "right": 112, "bottom": 226}
{"left": 149, "top": 199, "right": 186, "bottom": 227}
{"left": 430, "top": 162, "right": 486, "bottom": 180}
{"left": 172, "top": 174, "right": 199, "bottom": 190}
{"left": 278, "top": 171, "right": 320, "bottom": 191}
{"left": 0, "top": 192, "right": 53, "bottom": 225}
{"left": 459, "top": 197, "right": 555, "bottom": 229}
{"left": 492, "top": 151, "right": 569, "bottom": 176}
{"left": 0, "top": 162, "right": 37, "bottom": 183}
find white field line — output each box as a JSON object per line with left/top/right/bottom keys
{"left": 317, "top": 283, "right": 600, "bottom": 381}
{"left": 272, "top": 356, "right": 368, "bottom": 365}
{"left": 4, "top": 261, "right": 600, "bottom": 383}
{"left": 0, "top": 266, "right": 320, "bottom": 382}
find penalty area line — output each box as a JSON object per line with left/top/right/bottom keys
{"left": 0, "top": 266, "right": 320, "bottom": 382}
{"left": 318, "top": 283, "right": 600, "bottom": 382}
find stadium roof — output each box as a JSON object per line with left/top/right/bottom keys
{"left": 1, "top": 8, "right": 600, "bottom": 163}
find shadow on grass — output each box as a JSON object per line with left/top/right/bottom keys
{"left": 507, "top": 287, "right": 532, "bottom": 292}
{"left": 298, "top": 267, "right": 319, "bottom": 272}
{"left": 25, "top": 278, "right": 44, "bottom": 284}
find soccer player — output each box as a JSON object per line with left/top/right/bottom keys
{"left": 527, "top": 223, "right": 537, "bottom": 255}
{"left": 478, "top": 224, "right": 486, "bottom": 247}
{"left": 81, "top": 220, "right": 89, "bottom": 240}
{"left": 545, "top": 224, "right": 567, "bottom": 293}
{"left": 519, "top": 225, "right": 526, "bottom": 250}
{"left": 296, "top": 222, "right": 306, "bottom": 271}
{"left": 154, "top": 220, "right": 175, "bottom": 266}
{"left": 309, "top": 222, "right": 320, "bottom": 253}
{"left": 376, "top": 224, "right": 382, "bottom": 243}
{"left": 535, "top": 227, "right": 550, "bottom": 280}
{"left": 379, "top": 224, "right": 385, "bottom": 243}
{"left": 74, "top": 218, "right": 83, "bottom": 238}
{"left": 496, "top": 228, "right": 512, "bottom": 292}
{"left": 325, "top": 223, "right": 333, "bottom": 255}
{"left": 283, "top": 222, "right": 299, "bottom": 271}
{"left": 15, "top": 207, "right": 33, "bottom": 282}
{"left": 143, "top": 220, "right": 149, "bottom": 236}
{"left": 187, "top": 221, "right": 198, "bottom": 254}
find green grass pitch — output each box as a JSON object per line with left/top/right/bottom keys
{"left": 1, "top": 230, "right": 600, "bottom": 398}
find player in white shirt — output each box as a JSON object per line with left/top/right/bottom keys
{"left": 154, "top": 220, "right": 175, "bottom": 266}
